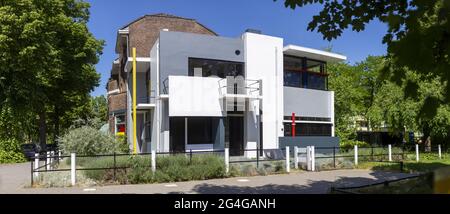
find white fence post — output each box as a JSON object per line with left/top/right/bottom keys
{"left": 50, "top": 151, "right": 54, "bottom": 169}
{"left": 46, "top": 151, "right": 50, "bottom": 170}
{"left": 285, "top": 146, "right": 290, "bottom": 173}
{"left": 58, "top": 151, "right": 62, "bottom": 161}
{"left": 416, "top": 144, "right": 419, "bottom": 162}
{"left": 225, "top": 148, "right": 229, "bottom": 174}
{"left": 34, "top": 153, "right": 39, "bottom": 179}
{"left": 438, "top": 144, "right": 442, "bottom": 159}
{"left": 311, "top": 146, "right": 315, "bottom": 172}
{"left": 354, "top": 145, "right": 358, "bottom": 166}
{"left": 306, "top": 146, "right": 311, "bottom": 171}
{"left": 70, "top": 153, "right": 76, "bottom": 186}
{"left": 294, "top": 146, "right": 298, "bottom": 169}
{"left": 151, "top": 150, "right": 156, "bottom": 173}
{"left": 388, "top": 144, "right": 392, "bottom": 162}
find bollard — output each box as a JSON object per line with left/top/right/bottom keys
{"left": 294, "top": 146, "right": 298, "bottom": 169}
{"left": 354, "top": 145, "right": 358, "bottom": 166}
{"left": 388, "top": 144, "right": 392, "bottom": 162}
{"left": 151, "top": 150, "right": 156, "bottom": 173}
{"left": 311, "top": 146, "right": 315, "bottom": 172}
{"left": 438, "top": 144, "right": 442, "bottom": 159}
{"left": 285, "top": 146, "right": 290, "bottom": 173}
{"left": 70, "top": 153, "right": 76, "bottom": 186}
{"left": 34, "top": 153, "right": 39, "bottom": 178}
{"left": 225, "top": 148, "right": 229, "bottom": 174}
{"left": 416, "top": 144, "right": 419, "bottom": 162}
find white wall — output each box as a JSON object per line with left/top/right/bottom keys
{"left": 284, "top": 87, "right": 333, "bottom": 118}
{"left": 168, "top": 76, "right": 224, "bottom": 117}
{"left": 243, "top": 33, "right": 284, "bottom": 150}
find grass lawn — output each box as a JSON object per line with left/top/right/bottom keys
{"left": 337, "top": 154, "right": 450, "bottom": 194}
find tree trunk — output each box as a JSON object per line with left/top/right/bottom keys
{"left": 53, "top": 107, "right": 60, "bottom": 144}
{"left": 39, "top": 111, "right": 47, "bottom": 152}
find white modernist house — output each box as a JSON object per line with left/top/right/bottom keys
{"left": 125, "top": 30, "right": 346, "bottom": 156}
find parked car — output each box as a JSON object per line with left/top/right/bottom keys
{"left": 20, "top": 144, "right": 37, "bottom": 161}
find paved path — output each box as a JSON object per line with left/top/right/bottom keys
{"left": 0, "top": 162, "right": 31, "bottom": 193}
{"left": 0, "top": 162, "right": 417, "bottom": 194}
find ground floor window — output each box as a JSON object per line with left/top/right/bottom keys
{"left": 115, "top": 114, "right": 126, "bottom": 135}
{"left": 188, "top": 117, "right": 213, "bottom": 144}
{"left": 284, "top": 123, "right": 332, "bottom": 136}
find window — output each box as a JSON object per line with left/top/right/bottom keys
{"left": 115, "top": 114, "right": 125, "bottom": 135}
{"left": 283, "top": 55, "right": 328, "bottom": 90}
{"left": 187, "top": 117, "right": 213, "bottom": 144}
{"left": 284, "top": 70, "right": 302, "bottom": 87}
{"left": 188, "top": 58, "right": 244, "bottom": 78}
{"left": 284, "top": 123, "right": 332, "bottom": 136}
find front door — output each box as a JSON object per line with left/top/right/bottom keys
{"left": 228, "top": 116, "right": 244, "bottom": 156}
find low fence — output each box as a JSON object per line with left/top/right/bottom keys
{"left": 30, "top": 144, "right": 447, "bottom": 186}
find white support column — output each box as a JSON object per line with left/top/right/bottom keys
{"left": 225, "top": 148, "right": 229, "bottom": 174}
{"left": 294, "top": 146, "right": 298, "bottom": 169}
{"left": 306, "top": 146, "right": 311, "bottom": 171}
{"left": 388, "top": 144, "right": 392, "bottom": 162}
{"left": 438, "top": 144, "right": 442, "bottom": 159}
{"left": 285, "top": 146, "right": 290, "bottom": 173}
{"left": 416, "top": 144, "right": 419, "bottom": 162}
{"left": 34, "top": 153, "right": 39, "bottom": 178}
{"left": 311, "top": 146, "right": 315, "bottom": 172}
{"left": 354, "top": 145, "right": 358, "bottom": 166}
{"left": 70, "top": 153, "right": 76, "bottom": 186}
{"left": 151, "top": 150, "right": 156, "bottom": 173}
{"left": 46, "top": 151, "right": 50, "bottom": 170}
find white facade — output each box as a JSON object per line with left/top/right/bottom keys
{"left": 125, "top": 30, "right": 346, "bottom": 155}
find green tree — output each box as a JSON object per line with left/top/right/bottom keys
{"left": 277, "top": 0, "right": 450, "bottom": 118}
{"left": 0, "top": 0, "right": 104, "bottom": 148}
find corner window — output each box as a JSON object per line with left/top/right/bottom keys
{"left": 283, "top": 55, "right": 328, "bottom": 90}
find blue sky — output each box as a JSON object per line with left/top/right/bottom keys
{"left": 87, "top": 0, "right": 388, "bottom": 97}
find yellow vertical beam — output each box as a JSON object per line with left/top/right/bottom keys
{"left": 132, "top": 47, "right": 137, "bottom": 154}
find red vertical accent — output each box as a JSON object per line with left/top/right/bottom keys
{"left": 292, "top": 113, "right": 296, "bottom": 137}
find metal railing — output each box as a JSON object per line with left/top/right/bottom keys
{"left": 218, "top": 77, "right": 261, "bottom": 97}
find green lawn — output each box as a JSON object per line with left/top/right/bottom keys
{"left": 356, "top": 154, "right": 450, "bottom": 173}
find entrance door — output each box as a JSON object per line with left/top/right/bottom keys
{"left": 228, "top": 116, "right": 244, "bottom": 156}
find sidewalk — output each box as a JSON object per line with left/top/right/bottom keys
{"left": 0, "top": 162, "right": 417, "bottom": 194}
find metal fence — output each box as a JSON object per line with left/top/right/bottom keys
{"left": 30, "top": 144, "right": 447, "bottom": 186}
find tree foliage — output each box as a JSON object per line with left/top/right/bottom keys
{"left": 277, "top": 0, "right": 450, "bottom": 121}
{"left": 0, "top": 0, "right": 104, "bottom": 147}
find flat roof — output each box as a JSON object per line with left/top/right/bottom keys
{"left": 283, "top": 45, "right": 347, "bottom": 63}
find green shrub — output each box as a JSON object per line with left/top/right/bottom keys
{"left": 58, "top": 126, "right": 129, "bottom": 155}
{"left": 82, "top": 154, "right": 226, "bottom": 184}
{"left": 0, "top": 138, "right": 26, "bottom": 164}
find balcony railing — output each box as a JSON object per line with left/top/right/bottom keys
{"left": 136, "top": 90, "right": 156, "bottom": 104}
{"left": 218, "top": 77, "right": 261, "bottom": 98}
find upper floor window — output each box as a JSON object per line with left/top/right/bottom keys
{"left": 188, "top": 58, "right": 244, "bottom": 78}
{"left": 283, "top": 55, "right": 328, "bottom": 90}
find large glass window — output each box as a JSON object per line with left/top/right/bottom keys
{"left": 283, "top": 55, "right": 328, "bottom": 90}
{"left": 284, "top": 123, "right": 332, "bottom": 136}
{"left": 188, "top": 58, "right": 244, "bottom": 78}
{"left": 187, "top": 117, "right": 213, "bottom": 144}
